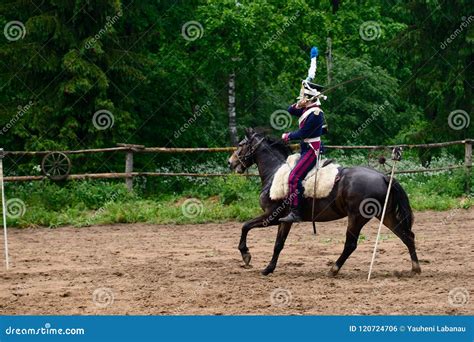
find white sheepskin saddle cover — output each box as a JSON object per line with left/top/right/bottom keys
{"left": 270, "top": 154, "right": 340, "bottom": 200}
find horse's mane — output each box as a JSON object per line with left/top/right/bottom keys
{"left": 250, "top": 127, "right": 292, "bottom": 157}
{"left": 263, "top": 135, "right": 292, "bottom": 157}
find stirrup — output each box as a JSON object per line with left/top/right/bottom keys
{"left": 279, "top": 208, "right": 302, "bottom": 223}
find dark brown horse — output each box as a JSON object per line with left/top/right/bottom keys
{"left": 228, "top": 128, "right": 421, "bottom": 277}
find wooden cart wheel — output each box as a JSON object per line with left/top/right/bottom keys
{"left": 41, "top": 152, "right": 71, "bottom": 181}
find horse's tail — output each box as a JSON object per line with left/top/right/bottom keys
{"left": 389, "top": 179, "right": 414, "bottom": 232}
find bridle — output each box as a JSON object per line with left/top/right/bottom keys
{"left": 235, "top": 133, "right": 265, "bottom": 169}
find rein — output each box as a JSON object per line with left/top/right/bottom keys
{"left": 235, "top": 134, "right": 265, "bottom": 169}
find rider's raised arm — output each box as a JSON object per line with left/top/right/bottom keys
{"left": 287, "top": 104, "right": 304, "bottom": 117}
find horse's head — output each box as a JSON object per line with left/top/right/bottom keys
{"left": 228, "top": 128, "right": 264, "bottom": 173}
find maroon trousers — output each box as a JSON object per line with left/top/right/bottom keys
{"left": 288, "top": 141, "right": 321, "bottom": 207}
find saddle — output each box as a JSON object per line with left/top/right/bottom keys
{"left": 269, "top": 154, "right": 340, "bottom": 200}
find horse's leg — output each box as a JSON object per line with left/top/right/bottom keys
{"left": 383, "top": 213, "right": 421, "bottom": 274}
{"left": 261, "top": 222, "right": 293, "bottom": 275}
{"left": 239, "top": 212, "right": 279, "bottom": 266}
{"left": 329, "top": 215, "right": 370, "bottom": 276}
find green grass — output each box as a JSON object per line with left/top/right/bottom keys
{"left": 398, "top": 169, "right": 473, "bottom": 211}
{"left": 2, "top": 166, "right": 472, "bottom": 228}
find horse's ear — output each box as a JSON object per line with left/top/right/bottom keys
{"left": 245, "top": 127, "right": 254, "bottom": 137}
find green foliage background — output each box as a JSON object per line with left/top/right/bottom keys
{"left": 0, "top": 1, "right": 473, "bottom": 226}
{"left": 1, "top": 0, "right": 472, "bottom": 154}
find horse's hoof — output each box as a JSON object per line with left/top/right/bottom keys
{"left": 261, "top": 267, "right": 274, "bottom": 276}
{"left": 242, "top": 252, "right": 252, "bottom": 266}
{"left": 411, "top": 262, "right": 422, "bottom": 275}
{"left": 328, "top": 265, "right": 339, "bottom": 277}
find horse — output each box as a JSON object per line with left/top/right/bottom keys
{"left": 228, "top": 128, "right": 421, "bottom": 277}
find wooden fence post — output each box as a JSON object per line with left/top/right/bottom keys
{"left": 117, "top": 144, "right": 144, "bottom": 192}
{"left": 125, "top": 150, "right": 133, "bottom": 191}
{"left": 465, "top": 139, "right": 472, "bottom": 194}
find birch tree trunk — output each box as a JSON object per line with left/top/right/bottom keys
{"left": 326, "top": 37, "right": 333, "bottom": 85}
{"left": 228, "top": 72, "right": 238, "bottom": 146}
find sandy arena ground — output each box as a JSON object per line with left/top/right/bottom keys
{"left": 0, "top": 209, "right": 472, "bottom": 315}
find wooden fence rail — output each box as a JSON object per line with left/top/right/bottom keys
{"left": 2, "top": 139, "right": 473, "bottom": 193}
{"left": 4, "top": 139, "right": 472, "bottom": 156}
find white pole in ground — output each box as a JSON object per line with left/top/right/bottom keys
{"left": 0, "top": 148, "right": 9, "bottom": 270}
{"left": 367, "top": 147, "right": 402, "bottom": 281}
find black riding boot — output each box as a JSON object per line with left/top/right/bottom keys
{"left": 279, "top": 206, "right": 303, "bottom": 223}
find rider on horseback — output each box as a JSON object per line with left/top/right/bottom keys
{"left": 279, "top": 47, "right": 326, "bottom": 223}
